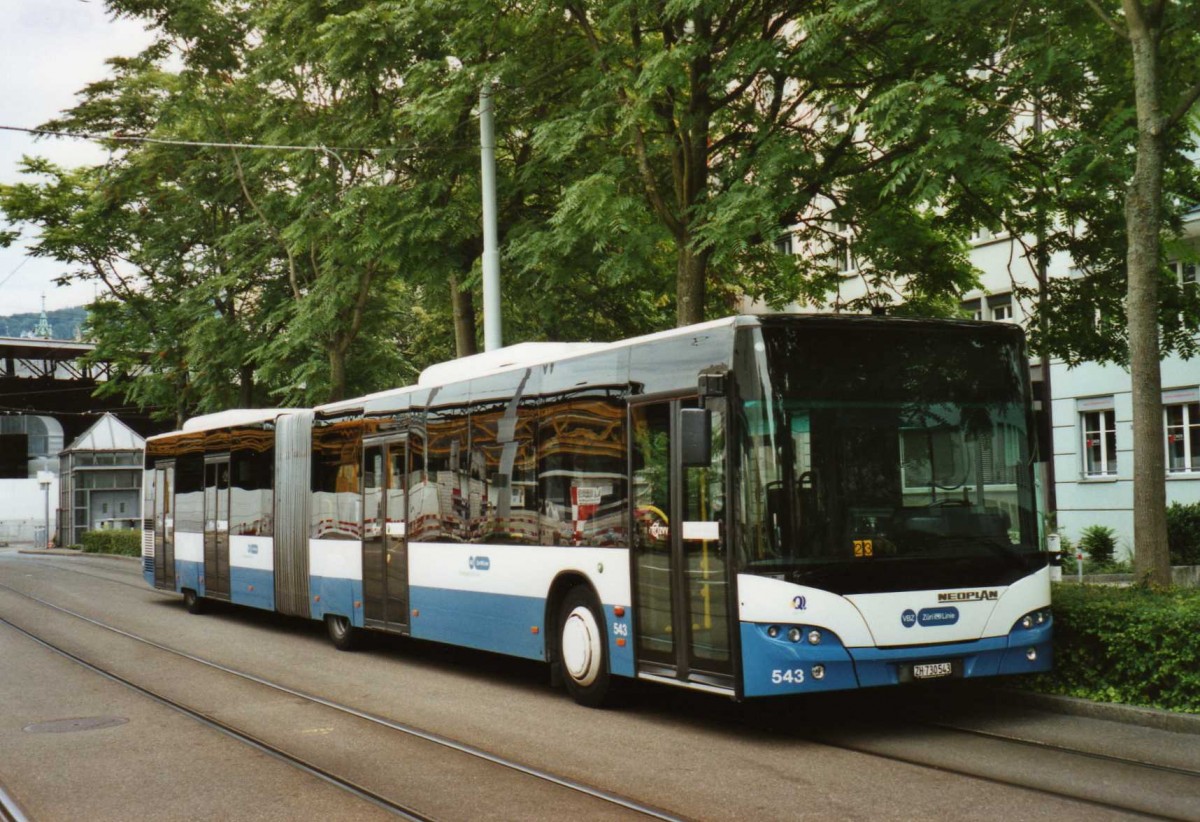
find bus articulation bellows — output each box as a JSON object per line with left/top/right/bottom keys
{"left": 143, "top": 315, "right": 1052, "bottom": 705}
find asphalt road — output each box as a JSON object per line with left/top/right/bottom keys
{"left": 1, "top": 548, "right": 1197, "bottom": 821}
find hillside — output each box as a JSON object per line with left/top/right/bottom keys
{"left": 0, "top": 307, "right": 88, "bottom": 340}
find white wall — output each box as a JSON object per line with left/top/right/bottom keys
{"left": 0, "top": 477, "right": 58, "bottom": 544}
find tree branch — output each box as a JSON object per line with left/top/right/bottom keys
{"left": 230, "top": 150, "right": 302, "bottom": 302}
{"left": 1086, "top": 0, "right": 1128, "bottom": 38}
{"left": 1165, "top": 78, "right": 1200, "bottom": 133}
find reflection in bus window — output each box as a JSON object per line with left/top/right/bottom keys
{"left": 230, "top": 429, "right": 273, "bottom": 537}
{"left": 425, "top": 406, "right": 469, "bottom": 542}
{"left": 469, "top": 400, "right": 539, "bottom": 544}
{"left": 539, "top": 390, "right": 627, "bottom": 547}
{"left": 311, "top": 420, "right": 362, "bottom": 540}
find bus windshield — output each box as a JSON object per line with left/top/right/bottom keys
{"left": 735, "top": 320, "right": 1045, "bottom": 595}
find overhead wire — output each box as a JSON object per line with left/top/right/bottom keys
{"left": 0, "top": 124, "right": 479, "bottom": 157}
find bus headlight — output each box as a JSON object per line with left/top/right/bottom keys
{"left": 812, "top": 665, "right": 826, "bottom": 680}
{"left": 807, "top": 630, "right": 821, "bottom": 645}
{"left": 1013, "top": 609, "right": 1051, "bottom": 632}
{"left": 1026, "top": 647, "right": 1038, "bottom": 661}
{"left": 767, "top": 625, "right": 780, "bottom": 638}
{"left": 787, "top": 627, "right": 802, "bottom": 643}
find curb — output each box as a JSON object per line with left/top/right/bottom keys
{"left": 17, "top": 549, "right": 140, "bottom": 562}
{"left": 991, "top": 688, "right": 1200, "bottom": 735}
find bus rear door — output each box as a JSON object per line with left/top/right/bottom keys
{"left": 152, "top": 462, "right": 175, "bottom": 591}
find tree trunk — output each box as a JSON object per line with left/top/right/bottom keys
{"left": 450, "top": 273, "right": 478, "bottom": 358}
{"left": 1124, "top": 1, "right": 1172, "bottom": 587}
{"left": 676, "top": 240, "right": 707, "bottom": 326}
{"left": 328, "top": 347, "right": 347, "bottom": 403}
{"left": 238, "top": 364, "right": 255, "bottom": 407}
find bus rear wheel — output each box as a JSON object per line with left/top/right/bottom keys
{"left": 326, "top": 614, "right": 360, "bottom": 651}
{"left": 557, "top": 586, "right": 612, "bottom": 707}
{"left": 183, "top": 589, "right": 204, "bottom": 615}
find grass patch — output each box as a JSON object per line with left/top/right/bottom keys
{"left": 80, "top": 529, "right": 141, "bottom": 557}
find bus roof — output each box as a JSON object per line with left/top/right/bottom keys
{"left": 145, "top": 408, "right": 308, "bottom": 442}
{"left": 315, "top": 315, "right": 752, "bottom": 415}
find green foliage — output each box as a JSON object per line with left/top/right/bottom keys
{"left": 1079, "top": 525, "right": 1118, "bottom": 564}
{"left": 1166, "top": 502, "right": 1200, "bottom": 566}
{"left": 5, "top": 0, "right": 1200, "bottom": 428}
{"left": 1022, "top": 584, "right": 1200, "bottom": 713}
{"left": 80, "top": 529, "right": 142, "bottom": 557}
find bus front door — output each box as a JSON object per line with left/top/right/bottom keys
{"left": 631, "top": 399, "right": 733, "bottom": 689}
{"left": 362, "top": 438, "right": 410, "bottom": 633}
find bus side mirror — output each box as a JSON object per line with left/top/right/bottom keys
{"left": 680, "top": 408, "right": 712, "bottom": 467}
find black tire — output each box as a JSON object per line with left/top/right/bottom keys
{"left": 183, "top": 589, "right": 205, "bottom": 615}
{"left": 557, "top": 586, "right": 612, "bottom": 707}
{"left": 326, "top": 614, "right": 360, "bottom": 651}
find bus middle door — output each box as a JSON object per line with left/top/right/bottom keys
{"left": 363, "top": 437, "right": 410, "bottom": 633}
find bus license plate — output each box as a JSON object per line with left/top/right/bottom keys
{"left": 912, "top": 662, "right": 954, "bottom": 680}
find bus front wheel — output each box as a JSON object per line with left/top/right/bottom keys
{"left": 557, "top": 586, "right": 611, "bottom": 707}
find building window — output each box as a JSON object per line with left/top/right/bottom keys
{"left": 774, "top": 233, "right": 794, "bottom": 255}
{"left": 828, "top": 223, "right": 856, "bottom": 275}
{"left": 1082, "top": 409, "right": 1117, "bottom": 477}
{"left": 991, "top": 303, "right": 1013, "bottom": 322}
{"left": 1170, "top": 260, "right": 1197, "bottom": 285}
{"left": 1165, "top": 402, "right": 1200, "bottom": 473}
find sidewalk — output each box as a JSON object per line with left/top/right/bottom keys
{"left": 13, "top": 547, "right": 140, "bottom": 562}
{"left": 992, "top": 688, "right": 1200, "bottom": 735}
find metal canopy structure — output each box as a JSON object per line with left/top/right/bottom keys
{"left": 0, "top": 336, "right": 162, "bottom": 445}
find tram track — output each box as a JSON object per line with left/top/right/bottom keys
{"left": 13, "top": 556, "right": 161, "bottom": 594}
{"left": 0, "top": 579, "right": 681, "bottom": 821}
{"left": 7, "top": 555, "right": 1196, "bottom": 819}
{"left": 918, "top": 719, "right": 1200, "bottom": 781}
{"left": 788, "top": 726, "right": 1196, "bottom": 821}
{"left": 0, "top": 782, "right": 31, "bottom": 822}
{"left": 0, "top": 617, "right": 432, "bottom": 821}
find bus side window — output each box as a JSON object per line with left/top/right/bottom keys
{"left": 425, "top": 406, "right": 469, "bottom": 543}
{"left": 539, "top": 390, "right": 627, "bottom": 547}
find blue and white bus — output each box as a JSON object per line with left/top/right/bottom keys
{"left": 143, "top": 315, "right": 1052, "bottom": 705}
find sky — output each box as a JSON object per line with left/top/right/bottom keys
{"left": 0, "top": 0, "right": 153, "bottom": 316}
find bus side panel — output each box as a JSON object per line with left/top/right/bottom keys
{"left": 228, "top": 535, "right": 275, "bottom": 611}
{"left": 603, "top": 604, "right": 635, "bottom": 677}
{"left": 407, "top": 542, "right": 634, "bottom": 673}
{"left": 174, "top": 530, "right": 204, "bottom": 595}
{"left": 309, "top": 538, "right": 364, "bottom": 627}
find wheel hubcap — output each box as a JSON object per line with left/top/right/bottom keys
{"left": 561, "top": 606, "right": 601, "bottom": 686}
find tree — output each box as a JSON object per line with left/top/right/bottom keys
{"left": 1091, "top": 0, "right": 1200, "bottom": 586}
{"left": 837, "top": 1, "right": 1200, "bottom": 584}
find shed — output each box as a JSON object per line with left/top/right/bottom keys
{"left": 58, "top": 413, "right": 145, "bottom": 545}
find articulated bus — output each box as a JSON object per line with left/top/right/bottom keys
{"left": 143, "top": 315, "right": 1052, "bottom": 705}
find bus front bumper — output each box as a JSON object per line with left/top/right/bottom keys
{"left": 739, "top": 621, "right": 1053, "bottom": 697}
